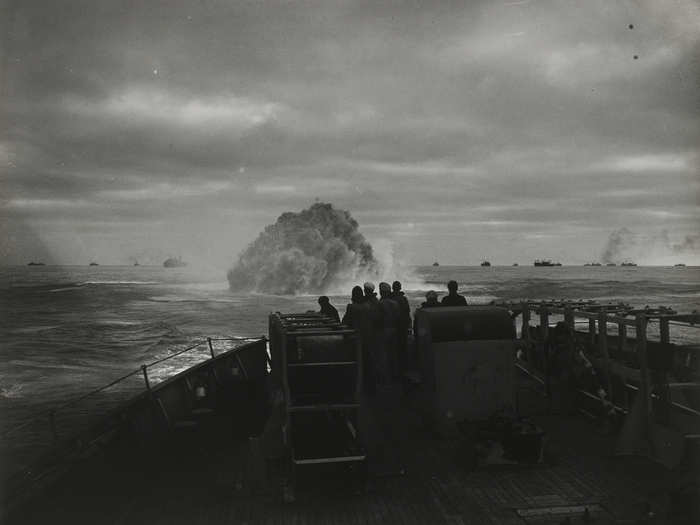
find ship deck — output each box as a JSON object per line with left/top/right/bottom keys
{"left": 6, "top": 373, "right": 684, "bottom": 525}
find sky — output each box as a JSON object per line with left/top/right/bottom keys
{"left": 1, "top": 0, "right": 699, "bottom": 269}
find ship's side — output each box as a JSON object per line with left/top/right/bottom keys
{"left": 3, "top": 304, "right": 699, "bottom": 524}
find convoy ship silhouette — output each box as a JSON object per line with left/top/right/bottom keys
{"left": 533, "top": 259, "right": 561, "bottom": 266}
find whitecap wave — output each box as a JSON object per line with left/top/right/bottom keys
{"left": 0, "top": 383, "right": 24, "bottom": 399}
{"left": 9, "top": 325, "right": 61, "bottom": 334}
{"left": 49, "top": 285, "right": 84, "bottom": 292}
{"left": 81, "top": 280, "right": 160, "bottom": 285}
{"left": 94, "top": 320, "right": 144, "bottom": 326}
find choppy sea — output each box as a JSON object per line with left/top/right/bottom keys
{"left": 1, "top": 264, "right": 699, "bottom": 475}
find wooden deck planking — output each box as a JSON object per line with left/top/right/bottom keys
{"left": 5, "top": 376, "right": 681, "bottom": 525}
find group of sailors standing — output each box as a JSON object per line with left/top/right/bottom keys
{"left": 316, "top": 279, "right": 468, "bottom": 395}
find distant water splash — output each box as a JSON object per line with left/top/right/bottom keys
{"left": 363, "top": 238, "right": 426, "bottom": 293}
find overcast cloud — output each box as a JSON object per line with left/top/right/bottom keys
{"left": 1, "top": 0, "right": 699, "bottom": 267}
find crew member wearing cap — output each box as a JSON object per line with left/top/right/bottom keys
{"left": 414, "top": 290, "right": 440, "bottom": 339}
{"left": 379, "top": 282, "right": 400, "bottom": 381}
{"left": 342, "top": 286, "right": 375, "bottom": 395}
{"left": 317, "top": 295, "right": 340, "bottom": 323}
{"left": 363, "top": 282, "right": 385, "bottom": 384}
{"left": 391, "top": 281, "right": 411, "bottom": 379}
{"left": 421, "top": 290, "right": 440, "bottom": 308}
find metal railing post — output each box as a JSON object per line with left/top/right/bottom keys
{"left": 598, "top": 311, "right": 613, "bottom": 407}
{"left": 588, "top": 318, "right": 596, "bottom": 351}
{"left": 540, "top": 307, "right": 551, "bottom": 401}
{"left": 207, "top": 337, "right": 215, "bottom": 358}
{"left": 141, "top": 365, "right": 151, "bottom": 391}
{"left": 659, "top": 318, "right": 670, "bottom": 345}
{"left": 521, "top": 302, "right": 530, "bottom": 341}
{"left": 657, "top": 318, "right": 671, "bottom": 423}
{"left": 564, "top": 306, "right": 575, "bottom": 355}
{"left": 539, "top": 307, "right": 549, "bottom": 343}
{"left": 618, "top": 322, "right": 627, "bottom": 353}
{"left": 635, "top": 314, "right": 651, "bottom": 434}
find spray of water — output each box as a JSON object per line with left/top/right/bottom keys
{"left": 227, "top": 203, "right": 381, "bottom": 294}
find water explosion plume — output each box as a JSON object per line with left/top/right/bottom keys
{"left": 227, "top": 203, "right": 379, "bottom": 294}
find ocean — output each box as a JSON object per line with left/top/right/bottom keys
{"left": 1, "top": 264, "right": 699, "bottom": 474}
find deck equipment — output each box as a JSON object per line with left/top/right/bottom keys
{"left": 268, "top": 312, "right": 366, "bottom": 498}
{"left": 413, "top": 306, "right": 517, "bottom": 427}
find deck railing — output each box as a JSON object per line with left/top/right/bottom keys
{"left": 497, "top": 300, "right": 700, "bottom": 453}
{"left": 0, "top": 336, "right": 263, "bottom": 452}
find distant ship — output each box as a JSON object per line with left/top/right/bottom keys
{"left": 621, "top": 261, "right": 637, "bottom": 267}
{"left": 432, "top": 261, "right": 439, "bottom": 267}
{"left": 674, "top": 263, "right": 686, "bottom": 268}
{"left": 606, "top": 263, "right": 617, "bottom": 266}
{"left": 584, "top": 262, "right": 602, "bottom": 266}
{"left": 27, "top": 262, "right": 45, "bottom": 266}
{"left": 512, "top": 263, "right": 518, "bottom": 266}
{"left": 480, "top": 261, "right": 491, "bottom": 267}
{"left": 163, "top": 257, "right": 187, "bottom": 268}
{"left": 89, "top": 262, "right": 99, "bottom": 266}
{"left": 133, "top": 261, "right": 140, "bottom": 266}
{"left": 534, "top": 259, "right": 561, "bottom": 267}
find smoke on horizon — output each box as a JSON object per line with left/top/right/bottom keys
{"left": 601, "top": 228, "right": 636, "bottom": 264}
{"left": 673, "top": 234, "right": 700, "bottom": 253}
{"left": 227, "top": 202, "right": 381, "bottom": 294}
{"left": 601, "top": 228, "right": 700, "bottom": 264}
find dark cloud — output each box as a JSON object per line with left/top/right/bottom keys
{"left": 1, "top": 0, "right": 698, "bottom": 265}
